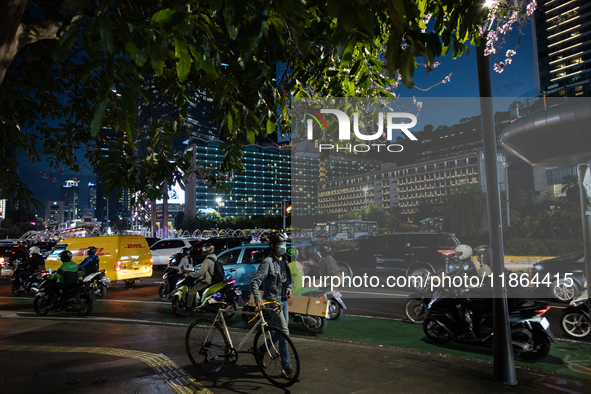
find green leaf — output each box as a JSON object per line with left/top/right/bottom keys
{"left": 151, "top": 34, "right": 168, "bottom": 76}
{"left": 99, "top": 16, "right": 114, "bottom": 55}
{"left": 91, "top": 98, "right": 110, "bottom": 137}
{"left": 246, "top": 130, "right": 255, "bottom": 144}
{"left": 189, "top": 45, "right": 218, "bottom": 78}
{"left": 151, "top": 9, "right": 179, "bottom": 26}
{"left": 53, "top": 24, "right": 80, "bottom": 62}
{"left": 266, "top": 119, "right": 276, "bottom": 135}
{"left": 174, "top": 38, "right": 191, "bottom": 82}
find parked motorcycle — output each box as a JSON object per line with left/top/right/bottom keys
{"left": 33, "top": 277, "right": 95, "bottom": 316}
{"left": 11, "top": 258, "right": 43, "bottom": 295}
{"left": 81, "top": 270, "right": 110, "bottom": 299}
{"left": 560, "top": 289, "right": 590, "bottom": 339}
{"left": 171, "top": 275, "right": 242, "bottom": 318}
{"left": 423, "top": 289, "right": 558, "bottom": 360}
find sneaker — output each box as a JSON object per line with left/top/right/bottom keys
{"left": 282, "top": 368, "right": 295, "bottom": 380}
{"left": 257, "top": 353, "right": 267, "bottom": 369}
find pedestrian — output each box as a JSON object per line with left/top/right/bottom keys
{"left": 78, "top": 246, "right": 99, "bottom": 277}
{"left": 251, "top": 232, "right": 295, "bottom": 380}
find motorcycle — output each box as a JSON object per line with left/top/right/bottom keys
{"left": 33, "top": 277, "right": 95, "bottom": 316}
{"left": 171, "top": 274, "right": 242, "bottom": 318}
{"left": 560, "top": 289, "right": 590, "bottom": 339}
{"left": 159, "top": 264, "right": 182, "bottom": 301}
{"left": 423, "top": 289, "right": 558, "bottom": 360}
{"left": 11, "top": 258, "right": 43, "bottom": 295}
{"left": 81, "top": 269, "right": 110, "bottom": 299}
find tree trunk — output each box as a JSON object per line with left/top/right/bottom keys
{"left": 0, "top": 0, "right": 63, "bottom": 87}
{"left": 0, "top": 0, "right": 28, "bottom": 86}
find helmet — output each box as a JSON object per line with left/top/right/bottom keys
{"left": 87, "top": 246, "right": 97, "bottom": 255}
{"left": 454, "top": 244, "right": 472, "bottom": 260}
{"left": 304, "top": 246, "right": 316, "bottom": 259}
{"left": 267, "top": 233, "right": 286, "bottom": 245}
{"left": 202, "top": 244, "right": 215, "bottom": 255}
{"left": 181, "top": 247, "right": 191, "bottom": 256}
{"left": 29, "top": 246, "right": 40, "bottom": 254}
{"left": 59, "top": 250, "right": 73, "bottom": 262}
{"left": 318, "top": 244, "right": 332, "bottom": 256}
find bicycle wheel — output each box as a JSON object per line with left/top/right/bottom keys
{"left": 253, "top": 325, "right": 300, "bottom": 387}
{"left": 185, "top": 318, "right": 229, "bottom": 374}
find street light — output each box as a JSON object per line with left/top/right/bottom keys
{"left": 477, "top": 0, "right": 516, "bottom": 384}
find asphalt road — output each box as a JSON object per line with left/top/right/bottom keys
{"left": 0, "top": 267, "right": 574, "bottom": 342}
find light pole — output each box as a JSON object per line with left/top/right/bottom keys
{"left": 477, "top": 21, "right": 517, "bottom": 385}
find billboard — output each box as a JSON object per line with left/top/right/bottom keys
{"left": 156, "top": 182, "right": 185, "bottom": 205}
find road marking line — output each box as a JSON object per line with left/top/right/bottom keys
{"left": 0, "top": 344, "right": 212, "bottom": 394}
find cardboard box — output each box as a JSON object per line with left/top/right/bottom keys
{"left": 248, "top": 294, "right": 329, "bottom": 318}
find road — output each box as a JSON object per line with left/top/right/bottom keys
{"left": 0, "top": 267, "right": 572, "bottom": 341}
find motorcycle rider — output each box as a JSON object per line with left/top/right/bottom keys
{"left": 177, "top": 247, "right": 193, "bottom": 273}
{"left": 251, "top": 232, "right": 295, "bottom": 380}
{"left": 185, "top": 244, "right": 217, "bottom": 308}
{"left": 46, "top": 250, "right": 79, "bottom": 304}
{"left": 78, "top": 246, "right": 100, "bottom": 277}
{"left": 16, "top": 246, "right": 45, "bottom": 289}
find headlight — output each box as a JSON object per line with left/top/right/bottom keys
{"left": 532, "top": 263, "right": 543, "bottom": 272}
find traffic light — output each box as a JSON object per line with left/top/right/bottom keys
{"left": 281, "top": 199, "right": 292, "bottom": 217}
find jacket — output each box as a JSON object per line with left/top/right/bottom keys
{"left": 251, "top": 252, "right": 293, "bottom": 303}
{"left": 191, "top": 254, "right": 216, "bottom": 285}
{"left": 48, "top": 260, "right": 79, "bottom": 285}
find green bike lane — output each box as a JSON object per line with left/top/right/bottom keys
{"left": 314, "top": 314, "right": 591, "bottom": 382}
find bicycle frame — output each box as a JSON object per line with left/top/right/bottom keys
{"left": 207, "top": 301, "right": 280, "bottom": 357}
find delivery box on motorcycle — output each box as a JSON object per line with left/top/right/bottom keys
{"left": 45, "top": 236, "right": 153, "bottom": 283}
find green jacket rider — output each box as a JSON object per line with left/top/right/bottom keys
{"left": 48, "top": 250, "right": 79, "bottom": 285}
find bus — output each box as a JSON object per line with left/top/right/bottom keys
{"left": 316, "top": 220, "right": 379, "bottom": 240}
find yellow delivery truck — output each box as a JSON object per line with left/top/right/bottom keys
{"left": 45, "top": 235, "right": 153, "bottom": 286}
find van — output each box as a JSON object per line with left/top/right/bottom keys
{"left": 45, "top": 235, "right": 153, "bottom": 285}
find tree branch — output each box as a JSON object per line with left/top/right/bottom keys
{"left": 17, "top": 20, "right": 63, "bottom": 49}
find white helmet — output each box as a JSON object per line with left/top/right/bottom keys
{"left": 29, "top": 246, "right": 41, "bottom": 254}
{"left": 454, "top": 244, "right": 473, "bottom": 260}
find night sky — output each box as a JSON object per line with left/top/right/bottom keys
{"left": 17, "top": 24, "right": 537, "bottom": 214}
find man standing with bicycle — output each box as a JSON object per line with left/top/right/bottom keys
{"left": 251, "top": 232, "right": 295, "bottom": 380}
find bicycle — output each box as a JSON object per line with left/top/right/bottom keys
{"left": 185, "top": 300, "right": 300, "bottom": 387}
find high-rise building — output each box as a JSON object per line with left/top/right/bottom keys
{"left": 533, "top": 0, "right": 591, "bottom": 97}
{"left": 44, "top": 201, "right": 65, "bottom": 230}
{"left": 60, "top": 180, "right": 79, "bottom": 221}
{"left": 88, "top": 182, "right": 97, "bottom": 211}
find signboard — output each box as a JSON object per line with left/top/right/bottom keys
{"left": 156, "top": 182, "right": 185, "bottom": 205}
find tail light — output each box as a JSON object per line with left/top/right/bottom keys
{"left": 115, "top": 261, "right": 121, "bottom": 271}
{"left": 535, "top": 306, "right": 550, "bottom": 316}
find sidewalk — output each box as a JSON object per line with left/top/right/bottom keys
{"left": 0, "top": 313, "right": 590, "bottom": 394}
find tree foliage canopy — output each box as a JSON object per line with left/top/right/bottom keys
{"left": 0, "top": 0, "right": 489, "bottom": 207}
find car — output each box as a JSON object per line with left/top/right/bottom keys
{"left": 532, "top": 251, "right": 586, "bottom": 302}
{"left": 0, "top": 244, "right": 29, "bottom": 276}
{"left": 150, "top": 237, "right": 200, "bottom": 266}
{"left": 331, "top": 232, "right": 465, "bottom": 291}
{"left": 189, "top": 236, "right": 252, "bottom": 265}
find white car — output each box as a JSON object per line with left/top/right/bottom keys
{"left": 149, "top": 238, "right": 200, "bottom": 266}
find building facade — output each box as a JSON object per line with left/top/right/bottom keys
{"left": 44, "top": 201, "right": 65, "bottom": 230}
{"left": 60, "top": 180, "right": 79, "bottom": 222}
{"left": 533, "top": 0, "right": 591, "bottom": 97}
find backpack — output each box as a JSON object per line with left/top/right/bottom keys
{"left": 210, "top": 258, "right": 226, "bottom": 284}
{"left": 90, "top": 255, "right": 99, "bottom": 272}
